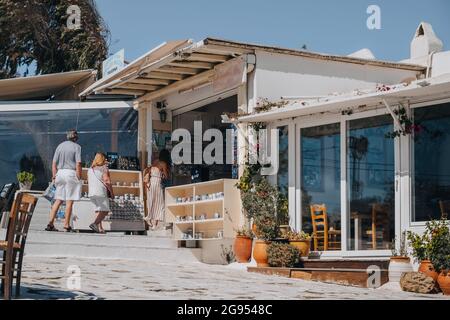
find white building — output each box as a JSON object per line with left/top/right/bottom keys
{"left": 3, "top": 22, "right": 448, "bottom": 259}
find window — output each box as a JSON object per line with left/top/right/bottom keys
{"left": 301, "top": 123, "right": 341, "bottom": 249}
{"left": 0, "top": 108, "right": 138, "bottom": 190}
{"left": 278, "top": 125, "right": 289, "bottom": 198}
{"left": 413, "top": 103, "right": 450, "bottom": 222}
{"left": 347, "top": 115, "right": 394, "bottom": 250}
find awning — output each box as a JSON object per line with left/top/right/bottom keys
{"left": 80, "top": 38, "right": 425, "bottom": 104}
{"left": 80, "top": 39, "right": 254, "bottom": 102}
{"left": 0, "top": 70, "right": 95, "bottom": 100}
{"left": 237, "top": 74, "right": 450, "bottom": 123}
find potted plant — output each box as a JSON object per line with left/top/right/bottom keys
{"left": 267, "top": 242, "right": 300, "bottom": 268}
{"left": 244, "top": 179, "right": 279, "bottom": 268}
{"left": 287, "top": 230, "right": 311, "bottom": 257}
{"left": 17, "top": 171, "right": 35, "bottom": 190}
{"left": 233, "top": 227, "right": 253, "bottom": 263}
{"left": 277, "top": 193, "right": 291, "bottom": 239}
{"left": 388, "top": 231, "right": 413, "bottom": 283}
{"left": 407, "top": 230, "right": 438, "bottom": 281}
{"left": 253, "top": 209, "right": 278, "bottom": 268}
{"left": 428, "top": 219, "right": 450, "bottom": 295}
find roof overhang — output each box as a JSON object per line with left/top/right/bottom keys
{"left": 237, "top": 74, "right": 450, "bottom": 123}
{"left": 80, "top": 38, "right": 426, "bottom": 105}
{"left": 0, "top": 70, "right": 95, "bottom": 100}
{"left": 80, "top": 38, "right": 254, "bottom": 103}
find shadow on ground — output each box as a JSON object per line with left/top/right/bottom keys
{"left": 11, "top": 284, "right": 104, "bottom": 300}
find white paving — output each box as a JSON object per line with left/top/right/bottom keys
{"left": 17, "top": 256, "right": 450, "bottom": 300}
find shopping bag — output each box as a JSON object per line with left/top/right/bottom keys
{"left": 43, "top": 182, "right": 56, "bottom": 202}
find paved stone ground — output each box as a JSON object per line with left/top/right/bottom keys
{"left": 15, "top": 256, "right": 450, "bottom": 300}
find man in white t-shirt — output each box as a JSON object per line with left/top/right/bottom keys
{"left": 45, "top": 130, "right": 82, "bottom": 232}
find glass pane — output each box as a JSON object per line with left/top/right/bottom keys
{"left": 171, "top": 96, "right": 237, "bottom": 186}
{"left": 413, "top": 103, "right": 450, "bottom": 221}
{"left": 301, "top": 123, "right": 341, "bottom": 251}
{"left": 278, "top": 126, "right": 289, "bottom": 197}
{"left": 0, "top": 108, "right": 138, "bottom": 190}
{"left": 347, "top": 115, "right": 394, "bottom": 251}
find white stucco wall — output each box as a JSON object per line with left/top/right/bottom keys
{"left": 252, "top": 51, "right": 421, "bottom": 112}
{"left": 431, "top": 51, "right": 450, "bottom": 77}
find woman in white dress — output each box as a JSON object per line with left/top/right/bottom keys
{"left": 88, "top": 153, "right": 113, "bottom": 233}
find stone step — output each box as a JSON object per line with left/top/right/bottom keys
{"left": 29, "top": 195, "right": 172, "bottom": 238}
{"left": 1, "top": 229, "right": 202, "bottom": 263}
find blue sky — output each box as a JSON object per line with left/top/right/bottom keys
{"left": 96, "top": 0, "right": 450, "bottom": 63}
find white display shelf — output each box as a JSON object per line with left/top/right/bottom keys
{"left": 165, "top": 179, "right": 242, "bottom": 243}
{"left": 193, "top": 218, "right": 224, "bottom": 224}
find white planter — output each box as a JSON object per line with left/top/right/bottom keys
{"left": 19, "top": 182, "right": 33, "bottom": 190}
{"left": 388, "top": 257, "right": 413, "bottom": 282}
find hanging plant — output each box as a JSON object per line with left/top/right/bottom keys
{"left": 254, "top": 98, "right": 289, "bottom": 114}
{"left": 385, "top": 106, "right": 423, "bottom": 139}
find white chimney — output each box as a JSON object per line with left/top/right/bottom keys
{"left": 411, "top": 22, "right": 443, "bottom": 59}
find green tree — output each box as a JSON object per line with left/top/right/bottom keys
{"left": 0, "top": 0, "right": 109, "bottom": 78}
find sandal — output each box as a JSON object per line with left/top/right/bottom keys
{"left": 64, "top": 226, "right": 75, "bottom": 233}
{"left": 89, "top": 223, "right": 100, "bottom": 233}
{"left": 45, "top": 224, "right": 58, "bottom": 232}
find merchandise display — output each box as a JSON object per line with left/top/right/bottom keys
{"left": 74, "top": 168, "right": 145, "bottom": 232}
{"left": 166, "top": 179, "right": 241, "bottom": 242}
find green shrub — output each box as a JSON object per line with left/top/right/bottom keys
{"left": 267, "top": 242, "right": 300, "bottom": 268}
{"left": 407, "top": 230, "right": 431, "bottom": 262}
{"left": 242, "top": 178, "right": 279, "bottom": 241}
{"left": 428, "top": 219, "right": 450, "bottom": 272}
{"left": 17, "top": 171, "right": 35, "bottom": 183}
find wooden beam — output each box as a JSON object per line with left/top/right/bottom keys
{"left": 196, "top": 44, "right": 251, "bottom": 56}
{"left": 168, "top": 61, "right": 215, "bottom": 70}
{"left": 116, "top": 83, "right": 162, "bottom": 91}
{"left": 102, "top": 89, "right": 147, "bottom": 96}
{"left": 158, "top": 66, "right": 199, "bottom": 75}
{"left": 145, "top": 71, "right": 185, "bottom": 81}
{"left": 137, "top": 69, "right": 215, "bottom": 103}
{"left": 128, "top": 78, "right": 172, "bottom": 86}
{"left": 186, "top": 53, "right": 229, "bottom": 63}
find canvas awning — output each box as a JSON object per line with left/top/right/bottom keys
{"left": 80, "top": 39, "right": 254, "bottom": 103}
{"left": 80, "top": 38, "right": 425, "bottom": 105}
{"left": 0, "top": 70, "right": 95, "bottom": 100}
{"left": 237, "top": 74, "right": 450, "bottom": 123}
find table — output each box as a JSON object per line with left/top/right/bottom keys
{"left": 351, "top": 211, "right": 372, "bottom": 251}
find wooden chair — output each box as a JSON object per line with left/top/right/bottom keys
{"left": 0, "top": 192, "right": 37, "bottom": 299}
{"left": 365, "top": 203, "right": 390, "bottom": 250}
{"left": 310, "top": 204, "right": 341, "bottom": 251}
{"left": 439, "top": 200, "right": 450, "bottom": 219}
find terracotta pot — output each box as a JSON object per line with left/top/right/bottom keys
{"left": 418, "top": 260, "right": 439, "bottom": 281}
{"left": 233, "top": 236, "right": 253, "bottom": 263}
{"left": 388, "top": 256, "right": 413, "bottom": 283}
{"left": 289, "top": 240, "right": 311, "bottom": 257}
{"left": 253, "top": 240, "right": 270, "bottom": 267}
{"left": 437, "top": 272, "right": 450, "bottom": 296}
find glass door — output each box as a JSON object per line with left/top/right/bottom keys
{"left": 300, "top": 123, "right": 341, "bottom": 251}
{"left": 347, "top": 115, "right": 395, "bottom": 251}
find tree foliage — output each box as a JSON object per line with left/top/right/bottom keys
{"left": 0, "top": 0, "right": 109, "bottom": 78}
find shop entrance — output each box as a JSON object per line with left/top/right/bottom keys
{"left": 171, "top": 95, "right": 238, "bottom": 186}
